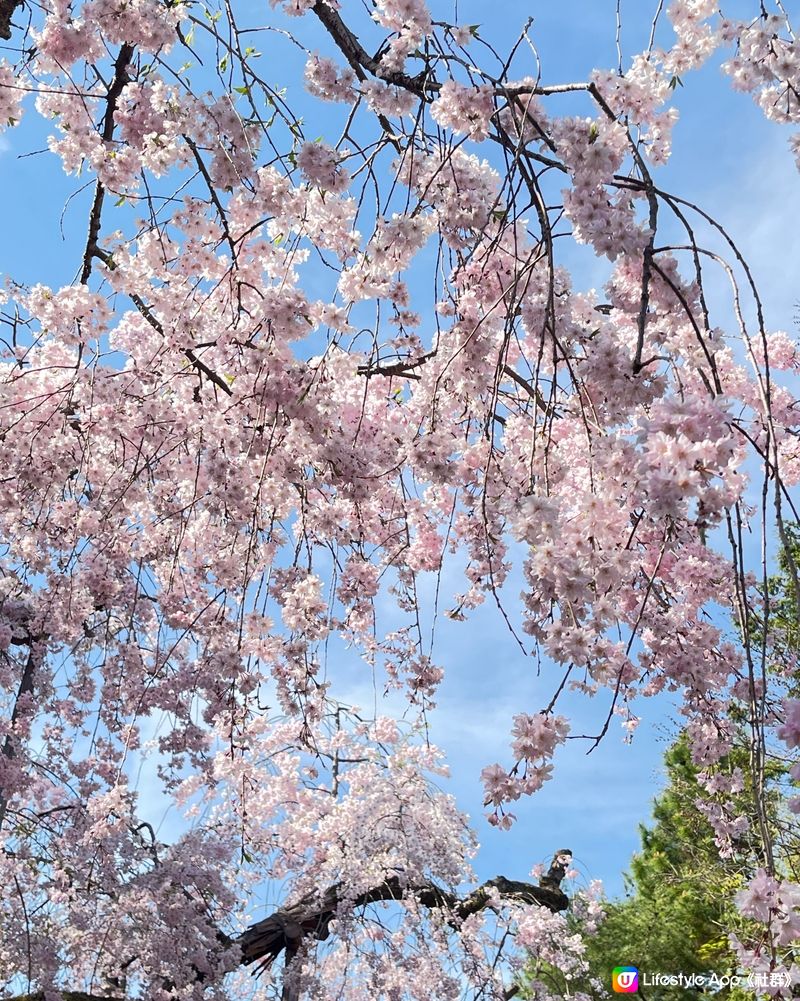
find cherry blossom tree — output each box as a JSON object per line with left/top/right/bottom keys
{"left": 0, "top": 0, "right": 799, "bottom": 997}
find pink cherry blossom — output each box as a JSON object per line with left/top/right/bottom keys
{"left": 0, "top": 0, "right": 798, "bottom": 995}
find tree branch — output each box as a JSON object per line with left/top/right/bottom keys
{"left": 357, "top": 351, "right": 435, "bottom": 381}
{"left": 80, "top": 43, "right": 135, "bottom": 285}
{"left": 502, "top": 364, "right": 552, "bottom": 416}
{"left": 182, "top": 133, "right": 238, "bottom": 260}
{"left": 4, "top": 860, "right": 570, "bottom": 997}
{"left": 0, "top": 639, "right": 40, "bottom": 831}
{"left": 0, "top": 0, "right": 22, "bottom": 40}
{"left": 92, "top": 249, "right": 234, "bottom": 398}
{"left": 311, "top": 0, "right": 428, "bottom": 94}
{"left": 10, "top": 994, "right": 123, "bottom": 1001}
{"left": 237, "top": 871, "right": 569, "bottom": 975}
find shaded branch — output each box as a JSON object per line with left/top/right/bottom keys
{"left": 357, "top": 351, "right": 435, "bottom": 381}
{"left": 10, "top": 994, "right": 123, "bottom": 1001}
{"left": 4, "top": 860, "right": 570, "bottom": 996}
{"left": 0, "top": 639, "right": 40, "bottom": 831}
{"left": 0, "top": 0, "right": 22, "bottom": 39}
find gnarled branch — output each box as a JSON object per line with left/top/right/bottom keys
{"left": 237, "top": 868, "right": 570, "bottom": 975}
{"left": 5, "top": 857, "right": 570, "bottom": 999}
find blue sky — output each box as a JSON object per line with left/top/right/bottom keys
{"left": 2, "top": 0, "right": 800, "bottom": 904}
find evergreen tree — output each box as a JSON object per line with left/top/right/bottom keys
{"left": 573, "top": 737, "right": 749, "bottom": 1000}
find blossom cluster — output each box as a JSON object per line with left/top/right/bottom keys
{"left": 431, "top": 81, "right": 495, "bottom": 141}
{"left": 372, "top": 0, "right": 432, "bottom": 72}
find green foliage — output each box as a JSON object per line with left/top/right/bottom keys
{"left": 763, "top": 522, "right": 800, "bottom": 659}
{"left": 577, "top": 738, "right": 749, "bottom": 1001}
{"left": 520, "top": 738, "right": 753, "bottom": 1001}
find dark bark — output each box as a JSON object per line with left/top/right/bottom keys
{"left": 311, "top": 0, "right": 429, "bottom": 94}
{"left": 79, "top": 43, "right": 135, "bottom": 284}
{"left": 237, "top": 872, "right": 569, "bottom": 975}
{"left": 0, "top": 0, "right": 22, "bottom": 40}
{"left": 10, "top": 995, "right": 123, "bottom": 1001}
{"left": 0, "top": 639, "right": 40, "bottom": 830}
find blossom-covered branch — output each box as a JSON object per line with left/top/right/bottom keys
{"left": 0, "top": 0, "right": 799, "bottom": 995}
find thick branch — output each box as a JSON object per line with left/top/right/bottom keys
{"left": 0, "top": 640, "right": 39, "bottom": 830}
{"left": 11, "top": 994, "right": 123, "bottom": 1001}
{"left": 237, "top": 872, "right": 569, "bottom": 974}
{"left": 0, "top": 0, "right": 22, "bottom": 39}
{"left": 4, "top": 865, "right": 569, "bottom": 996}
